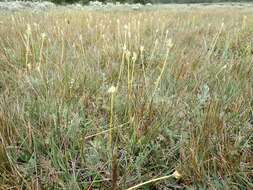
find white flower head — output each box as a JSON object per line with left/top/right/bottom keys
{"left": 79, "top": 34, "right": 83, "bottom": 41}
{"left": 26, "top": 24, "right": 32, "bottom": 35}
{"left": 154, "top": 39, "right": 158, "bottom": 45}
{"left": 167, "top": 38, "right": 173, "bottom": 49}
{"left": 108, "top": 86, "right": 117, "bottom": 94}
{"left": 128, "top": 31, "right": 131, "bottom": 38}
{"left": 125, "top": 50, "right": 131, "bottom": 60}
{"left": 132, "top": 52, "right": 137, "bottom": 62}
{"left": 70, "top": 78, "right": 75, "bottom": 88}
{"left": 27, "top": 63, "right": 32, "bottom": 71}
{"left": 122, "top": 44, "right": 127, "bottom": 51}
{"left": 172, "top": 170, "right": 182, "bottom": 179}
{"left": 140, "top": 45, "right": 144, "bottom": 52}
{"left": 41, "top": 33, "right": 46, "bottom": 39}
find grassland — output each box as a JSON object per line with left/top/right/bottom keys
{"left": 0, "top": 5, "right": 253, "bottom": 189}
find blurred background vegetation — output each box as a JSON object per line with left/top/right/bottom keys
{"left": 1, "top": 0, "right": 252, "bottom": 5}
{"left": 63, "top": 0, "right": 253, "bottom": 5}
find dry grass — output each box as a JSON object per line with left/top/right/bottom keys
{"left": 0, "top": 7, "right": 253, "bottom": 189}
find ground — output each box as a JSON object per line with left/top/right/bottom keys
{"left": 0, "top": 3, "right": 253, "bottom": 190}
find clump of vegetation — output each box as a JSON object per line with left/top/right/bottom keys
{"left": 0, "top": 7, "right": 253, "bottom": 189}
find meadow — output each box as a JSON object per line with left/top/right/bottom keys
{"left": 0, "top": 5, "right": 253, "bottom": 189}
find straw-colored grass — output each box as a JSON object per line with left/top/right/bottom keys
{"left": 0, "top": 7, "right": 253, "bottom": 189}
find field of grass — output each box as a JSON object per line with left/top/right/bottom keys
{"left": 0, "top": 6, "right": 253, "bottom": 190}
